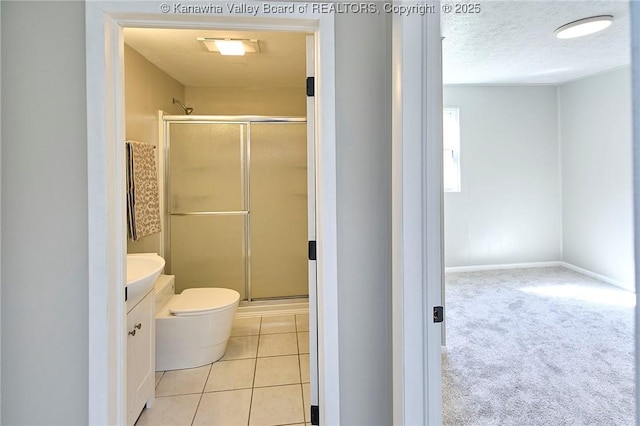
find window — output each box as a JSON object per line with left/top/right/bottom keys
{"left": 443, "top": 108, "right": 461, "bottom": 192}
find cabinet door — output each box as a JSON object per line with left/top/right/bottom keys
{"left": 127, "top": 292, "right": 155, "bottom": 425}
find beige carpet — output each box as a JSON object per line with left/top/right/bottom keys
{"left": 443, "top": 267, "right": 636, "bottom": 425}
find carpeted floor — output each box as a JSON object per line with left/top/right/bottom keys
{"left": 443, "top": 267, "right": 636, "bottom": 426}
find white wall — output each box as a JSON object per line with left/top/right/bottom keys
{"left": 1, "top": 1, "right": 88, "bottom": 424}
{"left": 0, "top": 4, "right": 3, "bottom": 422}
{"left": 335, "top": 12, "right": 393, "bottom": 425}
{"left": 444, "top": 86, "right": 562, "bottom": 267}
{"left": 185, "top": 87, "right": 306, "bottom": 116}
{"left": 560, "top": 67, "right": 634, "bottom": 290}
{"left": 0, "top": 3, "right": 394, "bottom": 424}
{"left": 124, "top": 44, "right": 185, "bottom": 255}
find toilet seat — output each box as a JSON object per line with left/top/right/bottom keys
{"left": 169, "top": 288, "right": 240, "bottom": 316}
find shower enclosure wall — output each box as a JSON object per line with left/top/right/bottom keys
{"left": 164, "top": 116, "right": 308, "bottom": 301}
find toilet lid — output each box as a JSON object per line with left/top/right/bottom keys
{"left": 169, "top": 288, "right": 240, "bottom": 316}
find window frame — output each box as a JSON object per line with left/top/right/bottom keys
{"left": 443, "top": 107, "right": 461, "bottom": 193}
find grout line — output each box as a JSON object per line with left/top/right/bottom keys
{"left": 156, "top": 390, "right": 208, "bottom": 398}
{"left": 258, "top": 330, "right": 299, "bottom": 336}
{"left": 253, "top": 380, "right": 303, "bottom": 389}
{"left": 250, "top": 383, "right": 305, "bottom": 390}
{"left": 202, "top": 386, "right": 254, "bottom": 394}
{"left": 246, "top": 316, "right": 263, "bottom": 426}
{"left": 255, "top": 353, "right": 300, "bottom": 360}
{"left": 298, "top": 354, "right": 302, "bottom": 384}
{"left": 190, "top": 392, "right": 205, "bottom": 426}
{"left": 155, "top": 371, "right": 165, "bottom": 389}
{"left": 296, "top": 314, "right": 303, "bottom": 385}
{"left": 256, "top": 316, "right": 264, "bottom": 359}
{"left": 190, "top": 364, "right": 213, "bottom": 426}
{"left": 301, "top": 382, "right": 307, "bottom": 424}
{"left": 150, "top": 393, "right": 202, "bottom": 400}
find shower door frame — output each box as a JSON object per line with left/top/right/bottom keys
{"left": 163, "top": 116, "right": 309, "bottom": 302}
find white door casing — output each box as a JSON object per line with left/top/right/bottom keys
{"left": 631, "top": 0, "right": 640, "bottom": 420}
{"left": 85, "top": 3, "right": 338, "bottom": 425}
{"left": 392, "top": 4, "right": 444, "bottom": 425}
{"left": 305, "top": 34, "right": 320, "bottom": 421}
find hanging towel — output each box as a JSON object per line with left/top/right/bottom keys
{"left": 126, "top": 140, "right": 161, "bottom": 241}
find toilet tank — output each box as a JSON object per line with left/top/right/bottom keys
{"left": 154, "top": 274, "right": 175, "bottom": 312}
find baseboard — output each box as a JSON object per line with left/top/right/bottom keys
{"left": 445, "top": 261, "right": 562, "bottom": 273}
{"left": 445, "top": 261, "right": 633, "bottom": 292}
{"left": 560, "top": 262, "right": 633, "bottom": 292}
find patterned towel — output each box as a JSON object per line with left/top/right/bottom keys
{"left": 126, "top": 141, "right": 161, "bottom": 240}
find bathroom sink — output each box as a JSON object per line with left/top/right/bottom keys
{"left": 126, "top": 254, "right": 165, "bottom": 307}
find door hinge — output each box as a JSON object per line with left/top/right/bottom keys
{"left": 306, "top": 76, "right": 315, "bottom": 97}
{"left": 125, "top": 287, "right": 128, "bottom": 302}
{"left": 308, "top": 240, "right": 317, "bottom": 261}
{"left": 433, "top": 306, "right": 444, "bottom": 323}
{"left": 311, "top": 405, "right": 319, "bottom": 425}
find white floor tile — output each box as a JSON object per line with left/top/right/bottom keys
{"left": 257, "top": 333, "right": 298, "bottom": 357}
{"left": 299, "top": 354, "right": 310, "bottom": 383}
{"left": 231, "top": 317, "right": 262, "bottom": 336}
{"left": 260, "top": 315, "right": 296, "bottom": 334}
{"left": 254, "top": 355, "right": 301, "bottom": 388}
{"left": 192, "top": 389, "right": 252, "bottom": 426}
{"left": 222, "top": 335, "right": 259, "bottom": 360}
{"left": 155, "top": 365, "right": 211, "bottom": 397}
{"left": 249, "top": 384, "right": 305, "bottom": 426}
{"left": 142, "top": 313, "right": 317, "bottom": 425}
{"left": 295, "top": 313, "right": 309, "bottom": 332}
{"left": 303, "top": 383, "right": 310, "bottom": 423}
{"left": 135, "top": 394, "right": 200, "bottom": 426}
{"left": 297, "top": 332, "right": 309, "bottom": 354}
{"left": 205, "top": 358, "right": 256, "bottom": 392}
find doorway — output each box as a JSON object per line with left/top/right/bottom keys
{"left": 123, "top": 26, "right": 318, "bottom": 424}
{"left": 439, "top": 2, "right": 635, "bottom": 423}
{"left": 86, "top": 5, "right": 340, "bottom": 424}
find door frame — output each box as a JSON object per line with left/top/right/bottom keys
{"left": 630, "top": 1, "right": 640, "bottom": 419}
{"left": 391, "top": 9, "right": 444, "bottom": 425}
{"left": 85, "top": 3, "right": 339, "bottom": 424}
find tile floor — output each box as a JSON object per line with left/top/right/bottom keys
{"left": 135, "top": 313, "right": 311, "bottom": 426}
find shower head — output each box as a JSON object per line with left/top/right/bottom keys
{"left": 172, "top": 98, "right": 194, "bottom": 115}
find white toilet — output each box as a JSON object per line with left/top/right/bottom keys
{"left": 154, "top": 275, "right": 240, "bottom": 371}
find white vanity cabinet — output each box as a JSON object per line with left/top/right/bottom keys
{"left": 127, "top": 288, "right": 155, "bottom": 426}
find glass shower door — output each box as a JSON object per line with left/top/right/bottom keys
{"left": 167, "top": 122, "right": 248, "bottom": 297}
{"left": 249, "top": 122, "right": 308, "bottom": 299}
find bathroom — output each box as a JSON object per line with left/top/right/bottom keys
{"left": 124, "top": 28, "right": 314, "bottom": 425}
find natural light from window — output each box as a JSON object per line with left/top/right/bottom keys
{"left": 444, "top": 108, "right": 461, "bottom": 192}
{"left": 520, "top": 284, "right": 636, "bottom": 307}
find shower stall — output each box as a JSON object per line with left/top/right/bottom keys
{"left": 163, "top": 116, "right": 309, "bottom": 302}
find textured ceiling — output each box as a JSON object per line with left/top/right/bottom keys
{"left": 125, "top": 2, "right": 631, "bottom": 88}
{"left": 442, "top": 0, "right": 631, "bottom": 84}
{"left": 123, "top": 28, "right": 308, "bottom": 88}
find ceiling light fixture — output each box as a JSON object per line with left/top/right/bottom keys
{"left": 554, "top": 15, "right": 613, "bottom": 39}
{"left": 214, "top": 40, "right": 245, "bottom": 56}
{"left": 197, "top": 38, "right": 261, "bottom": 56}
